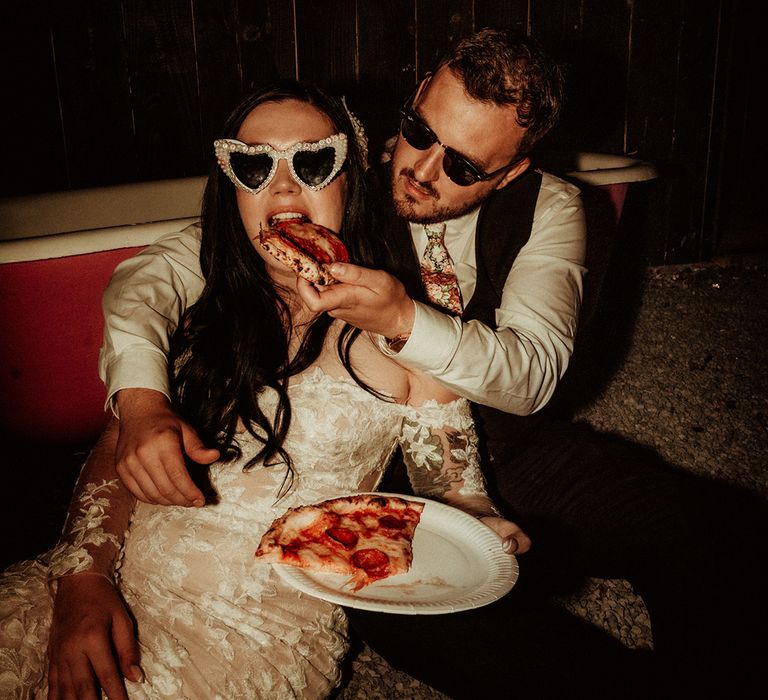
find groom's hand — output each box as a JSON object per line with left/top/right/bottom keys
{"left": 115, "top": 389, "right": 219, "bottom": 507}
{"left": 297, "top": 263, "right": 415, "bottom": 341}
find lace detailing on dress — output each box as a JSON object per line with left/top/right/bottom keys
{"left": 0, "top": 367, "right": 491, "bottom": 699}
{"left": 0, "top": 559, "right": 52, "bottom": 700}
{"left": 112, "top": 368, "right": 416, "bottom": 697}
{"left": 47, "top": 479, "right": 122, "bottom": 581}
{"left": 400, "top": 402, "right": 488, "bottom": 500}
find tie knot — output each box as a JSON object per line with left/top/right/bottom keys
{"left": 424, "top": 223, "right": 446, "bottom": 242}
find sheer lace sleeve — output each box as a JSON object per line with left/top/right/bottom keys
{"left": 46, "top": 419, "right": 135, "bottom": 582}
{"left": 398, "top": 399, "right": 501, "bottom": 518}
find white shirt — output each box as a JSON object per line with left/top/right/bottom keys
{"left": 99, "top": 170, "right": 586, "bottom": 415}
{"left": 99, "top": 227, "right": 205, "bottom": 411}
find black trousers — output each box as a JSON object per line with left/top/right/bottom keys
{"left": 346, "top": 419, "right": 768, "bottom": 699}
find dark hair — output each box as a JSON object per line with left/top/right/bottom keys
{"left": 436, "top": 28, "right": 565, "bottom": 154}
{"left": 169, "top": 80, "right": 376, "bottom": 496}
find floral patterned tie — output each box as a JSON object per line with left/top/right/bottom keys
{"left": 420, "top": 224, "right": 463, "bottom": 315}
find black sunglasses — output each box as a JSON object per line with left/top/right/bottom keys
{"left": 399, "top": 81, "right": 523, "bottom": 186}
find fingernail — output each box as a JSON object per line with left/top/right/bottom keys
{"left": 329, "top": 263, "right": 343, "bottom": 276}
{"left": 192, "top": 498, "right": 205, "bottom": 508}
{"left": 502, "top": 537, "right": 518, "bottom": 554}
{"left": 130, "top": 665, "right": 144, "bottom": 683}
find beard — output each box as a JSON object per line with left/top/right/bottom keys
{"left": 391, "top": 167, "right": 489, "bottom": 223}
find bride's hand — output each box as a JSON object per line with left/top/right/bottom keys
{"left": 48, "top": 573, "right": 142, "bottom": 700}
{"left": 478, "top": 516, "right": 532, "bottom": 555}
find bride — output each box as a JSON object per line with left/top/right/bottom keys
{"left": 0, "top": 80, "right": 527, "bottom": 700}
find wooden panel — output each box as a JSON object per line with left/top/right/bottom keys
{"left": 567, "top": 0, "right": 630, "bottom": 154}
{"left": 626, "top": 0, "right": 720, "bottom": 264}
{"left": 193, "top": 0, "right": 297, "bottom": 157}
{"left": 530, "top": 0, "right": 581, "bottom": 46}
{"left": 356, "top": 0, "right": 417, "bottom": 156}
{"left": 191, "top": 0, "right": 296, "bottom": 152}
{"left": 0, "top": 0, "right": 747, "bottom": 266}
{"left": 473, "top": 0, "right": 528, "bottom": 34}
{"left": 122, "top": 0, "right": 203, "bottom": 180}
{"left": 623, "top": 1, "right": 681, "bottom": 264}
{"left": 416, "top": 0, "right": 474, "bottom": 75}
{"left": 0, "top": 4, "right": 67, "bottom": 196}
{"left": 236, "top": 0, "right": 296, "bottom": 89}
{"left": 50, "top": 2, "right": 136, "bottom": 189}
{"left": 625, "top": 1, "right": 681, "bottom": 161}
{"left": 294, "top": 0, "right": 357, "bottom": 93}
{"left": 192, "top": 0, "right": 243, "bottom": 155}
{"left": 714, "top": 0, "right": 762, "bottom": 254}
{"left": 527, "top": 0, "right": 629, "bottom": 155}
{"left": 670, "top": 5, "right": 721, "bottom": 262}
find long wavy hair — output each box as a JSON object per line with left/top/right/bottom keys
{"left": 169, "top": 81, "right": 378, "bottom": 495}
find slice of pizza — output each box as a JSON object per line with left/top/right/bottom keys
{"left": 255, "top": 494, "right": 425, "bottom": 591}
{"left": 258, "top": 217, "right": 349, "bottom": 286}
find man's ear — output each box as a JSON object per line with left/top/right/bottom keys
{"left": 412, "top": 74, "right": 433, "bottom": 105}
{"left": 495, "top": 156, "right": 531, "bottom": 190}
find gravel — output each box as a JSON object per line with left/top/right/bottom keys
{"left": 576, "top": 261, "right": 767, "bottom": 497}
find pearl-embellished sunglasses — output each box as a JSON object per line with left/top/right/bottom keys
{"left": 214, "top": 133, "right": 348, "bottom": 194}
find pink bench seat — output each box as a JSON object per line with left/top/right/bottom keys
{"left": 0, "top": 246, "right": 146, "bottom": 444}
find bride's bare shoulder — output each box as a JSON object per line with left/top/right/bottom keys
{"left": 343, "top": 332, "right": 459, "bottom": 407}
{"left": 404, "top": 370, "right": 459, "bottom": 407}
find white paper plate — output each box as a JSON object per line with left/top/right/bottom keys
{"left": 273, "top": 493, "right": 519, "bottom": 614}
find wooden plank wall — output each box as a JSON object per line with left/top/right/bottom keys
{"left": 0, "top": 0, "right": 750, "bottom": 265}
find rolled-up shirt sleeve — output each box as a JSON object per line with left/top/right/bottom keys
{"left": 98, "top": 223, "right": 204, "bottom": 410}
{"left": 383, "top": 174, "right": 587, "bottom": 415}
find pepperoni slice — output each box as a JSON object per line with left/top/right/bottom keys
{"left": 326, "top": 527, "right": 359, "bottom": 548}
{"left": 351, "top": 548, "right": 389, "bottom": 571}
{"left": 378, "top": 515, "right": 406, "bottom": 529}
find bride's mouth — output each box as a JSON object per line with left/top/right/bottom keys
{"left": 268, "top": 211, "right": 311, "bottom": 226}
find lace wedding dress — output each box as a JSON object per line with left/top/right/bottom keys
{"left": 0, "top": 367, "right": 485, "bottom": 699}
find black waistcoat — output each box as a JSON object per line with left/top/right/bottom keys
{"left": 370, "top": 164, "right": 547, "bottom": 460}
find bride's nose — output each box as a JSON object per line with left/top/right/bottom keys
{"left": 269, "top": 159, "right": 301, "bottom": 195}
